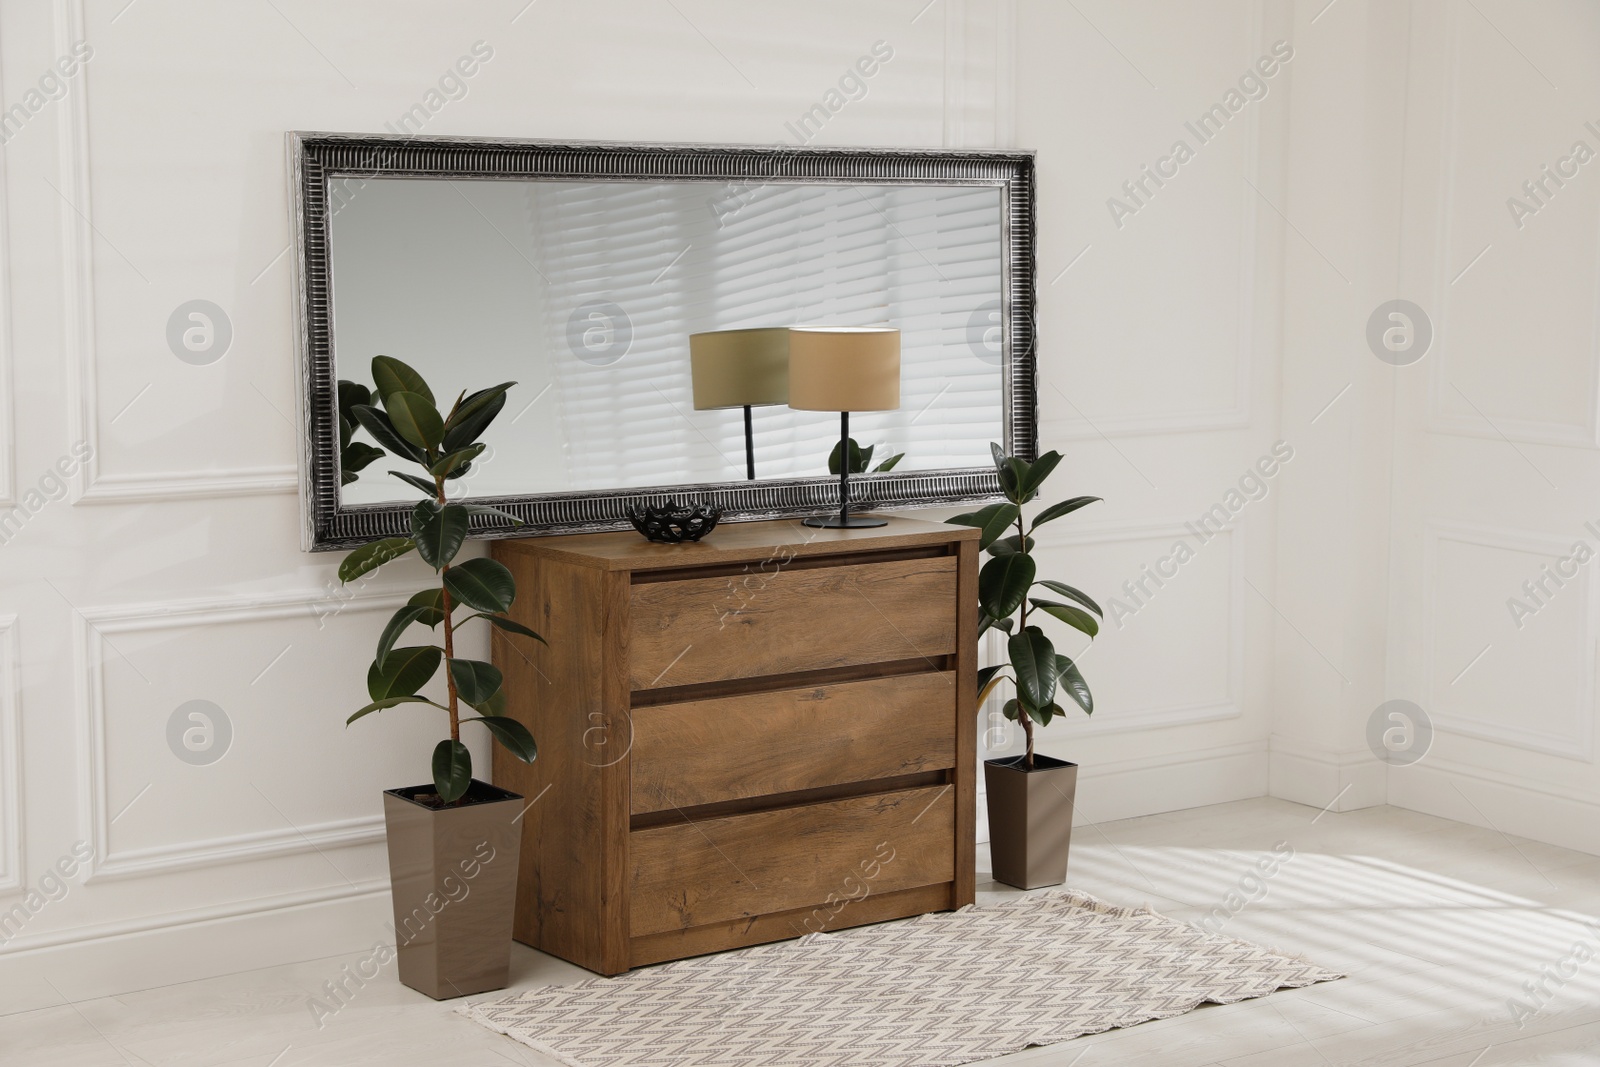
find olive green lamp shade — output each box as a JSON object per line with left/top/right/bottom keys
{"left": 689, "top": 327, "right": 790, "bottom": 410}
{"left": 787, "top": 326, "right": 902, "bottom": 529}
{"left": 787, "top": 326, "right": 901, "bottom": 412}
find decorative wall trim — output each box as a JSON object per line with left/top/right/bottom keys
{"left": 1424, "top": 10, "right": 1600, "bottom": 450}
{"left": 1422, "top": 520, "right": 1597, "bottom": 761}
{"left": 74, "top": 589, "right": 410, "bottom": 883}
{"left": 1388, "top": 757, "right": 1600, "bottom": 858}
{"left": 1268, "top": 735, "right": 1387, "bottom": 812}
{"left": 55, "top": 0, "right": 298, "bottom": 504}
{"left": 0, "top": 874, "right": 388, "bottom": 957}
{"left": 0, "top": 14, "right": 14, "bottom": 510}
{"left": 0, "top": 616, "right": 21, "bottom": 892}
{"left": 1031, "top": 519, "right": 1246, "bottom": 738}
{"left": 1042, "top": 0, "right": 1264, "bottom": 441}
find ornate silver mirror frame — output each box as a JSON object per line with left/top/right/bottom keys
{"left": 289, "top": 132, "right": 1037, "bottom": 551}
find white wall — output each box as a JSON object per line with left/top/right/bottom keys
{"left": 8, "top": 0, "right": 1589, "bottom": 1006}
{"left": 1270, "top": 0, "right": 1600, "bottom": 857}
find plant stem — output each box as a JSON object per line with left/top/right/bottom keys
{"left": 1016, "top": 510, "right": 1034, "bottom": 770}
{"left": 436, "top": 476, "right": 459, "bottom": 744}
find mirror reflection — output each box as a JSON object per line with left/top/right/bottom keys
{"left": 328, "top": 177, "right": 1005, "bottom": 505}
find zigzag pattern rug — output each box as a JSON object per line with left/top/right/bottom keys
{"left": 460, "top": 890, "right": 1342, "bottom": 1067}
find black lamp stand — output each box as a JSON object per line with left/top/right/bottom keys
{"left": 743, "top": 404, "right": 755, "bottom": 480}
{"left": 804, "top": 411, "right": 887, "bottom": 529}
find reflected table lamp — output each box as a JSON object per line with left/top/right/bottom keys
{"left": 689, "top": 327, "right": 790, "bottom": 480}
{"left": 788, "top": 326, "right": 901, "bottom": 529}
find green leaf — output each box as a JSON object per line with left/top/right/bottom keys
{"left": 872, "top": 452, "right": 905, "bottom": 473}
{"left": 1025, "top": 702, "right": 1051, "bottom": 726}
{"left": 351, "top": 404, "right": 426, "bottom": 464}
{"left": 465, "top": 714, "right": 537, "bottom": 763}
{"left": 468, "top": 687, "right": 506, "bottom": 717}
{"left": 948, "top": 502, "right": 1020, "bottom": 551}
{"left": 443, "top": 558, "right": 516, "bottom": 613}
{"left": 827, "top": 437, "right": 868, "bottom": 476}
{"left": 342, "top": 441, "right": 384, "bottom": 474}
{"left": 386, "top": 391, "right": 444, "bottom": 451}
{"left": 389, "top": 470, "right": 438, "bottom": 496}
{"left": 1018, "top": 450, "right": 1063, "bottom": 500}
{"left": 471, "top": 612, "right": 546, "bottom": 644}
{"left": 376, "top": 605, "right": 430, "bottom": 669}
{"left": 408, "top": 588, "right": 446, "bottom": 627}
{"left": 1008, "top": 625, "right": 1057, "bottom": 709}
{"left": 429, "top": 443, "right": 486, "bottom": 478}
{"left": 339, "top": 413, "right": 353, "bottom": 452}
{"left": 372, "top": 356, "right": 435, "bottom": 407}
{"left": 1001, "top": 697, "right": 1020, "bottom": 721}
{"left": 442, "top": 383, "right": 514, "bottom": 451}
{"left": 1035, "top": 580, "right": 1103, "bottom": 617}
{"left": 447, "top": 658, "right": 502, "bottom": 706}
{"left": 443, "top": 461, "right": 474, "bottom": 481}
{"left": 1057, "top": 657, "right": 1093, "bottom": 715}
{"left": 338, "top": 537, "right": 415, "bottom": 583}
{"left": 979, "top": 553, "right": 1036, "bottom": 621}
{"left": 337, "top": 379, "right": 372, "bottom": 418}
{"left": 367, "top": 645, "right": 442, "bottom": 700}
{"left": 978, "top": 612, "right": 1015, "bottom": 637}
{"left": 1029, "top": 598, "right": 1100, "bottom": 638}
{"left": 1030, "top": 495, "right": 1101, "bottom": 531}
{"left": 976, "top": 663, "right": 1008, "bottom": 706}
{"left": 346, "top": 693, "right": 438, "bottom": 725}
{"left": 432, "top": 739, "right": 471, "bottom": 803}
{"left": 411, "top": 500, "right": 469, "bottom": 570}
{"left": 987, "top": 534, "right": 1035, "bottom": 557}
{"left": 1001, "top": 456, "right": 1031, "bottom": 503}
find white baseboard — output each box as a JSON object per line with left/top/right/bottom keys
{"left": 0, "top": 881, "right": 391, "bottom": 1015}
{"left": 977, "top": 741, "right": 1271, "bottom": 842}
{"left": 1387, "top": 758, "right": 1600, "bottom": 858}
{"left": 1268, "top": 735, "right": 1387, "bottom": 812}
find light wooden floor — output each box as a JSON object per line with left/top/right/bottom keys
{"left": 6, "top": 797, "right": 1600, "bottom": 1066}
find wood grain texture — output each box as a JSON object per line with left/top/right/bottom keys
{"left": 493, "top": 519, "right": 975, "bottom": 974}
{"left": 953, "top": 536, "right": 979, "bottom": 909}
{"left": 629, "top": 785, "right": 955, "bottom": 936}
{"left": 628, "top": 883, "right": 952, "bottom": 968}
{"left": 493, "top": 515, "right": 978, "bottom": 572}
{"left": 628, "top": 556, "right": 958, "bottom": 689}
{"left": 489, "top": 546, "right": 629, "bottom": 974}
{"left": 629, "top": 672, "right": 957, "bottom": 814}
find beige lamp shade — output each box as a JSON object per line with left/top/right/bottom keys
{"left": 787, "top": 326, "right": 901, "bottom": 412}
{"left": 689, "top": 327, "right": 790, "bottom": 410}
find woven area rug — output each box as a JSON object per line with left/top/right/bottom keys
{"left": 461, "top": 890, "right": 1342, "bottom": 1067}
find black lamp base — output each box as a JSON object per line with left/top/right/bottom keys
{"left": 803, "top": 514, "right": 888, "bottom": 529}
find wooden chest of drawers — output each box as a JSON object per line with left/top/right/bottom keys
{"left": 491, "top": 517, "right": 979, "bottom": 974}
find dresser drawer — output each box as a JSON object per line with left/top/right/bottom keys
{"left": 628, "top": 555, "right": 958, "bottom": 690}
{"left": 629, "top": 785, "right": 955, "bottom": 936}
{"left": 630, "top": 672, "right": 956, "bottom": 815}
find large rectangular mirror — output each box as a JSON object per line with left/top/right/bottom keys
{"left": 291, "top": 134, "right": 1036, "bottom": 549}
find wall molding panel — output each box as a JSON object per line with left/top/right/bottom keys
{"left": 55, "top": 0, "right": 297, "bottom": 504}
{"left": 1042, "top": 0, "right": 1265, "bottom": 441}
{"left": 0, "top": 616, "right": 21, "bottom": 892}
{"left": 75, "top": 589, "right": 409, "bottom": 883}
{"left": 1421, "top": 520, "right": 1597, "bottom": 762}
{"left": 1423, "top": 8, "right": 1600, "bottom": 451}
{"left": 1034, "top": 519, "right": 1247, "bottom": 738}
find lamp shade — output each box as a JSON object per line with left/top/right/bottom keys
{"left": 689, "top": 327, "right": 790, "bottom": 410}
{"left": 787, "top": 326, "right": 901, "bottom": 412}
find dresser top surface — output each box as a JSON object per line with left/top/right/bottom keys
{"left": 492, "top": 514, "right": 979, "bottom": 571}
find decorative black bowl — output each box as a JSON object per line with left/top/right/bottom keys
{"left": 626, "top": 501, "right": 722, "bottom": 544}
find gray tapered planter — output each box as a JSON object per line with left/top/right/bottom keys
{"left": 383, "top": 779, "right": 523, "bottom": 1000}
{"left": 983, "top": 754, "right": 1077, "bottom": 890}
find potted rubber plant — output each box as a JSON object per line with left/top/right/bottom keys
{"left": 950, "top": 445, "right": 1101, "bottom": 890}
{"left": 336, "top": 356, "right": 543, "bottom": 999}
